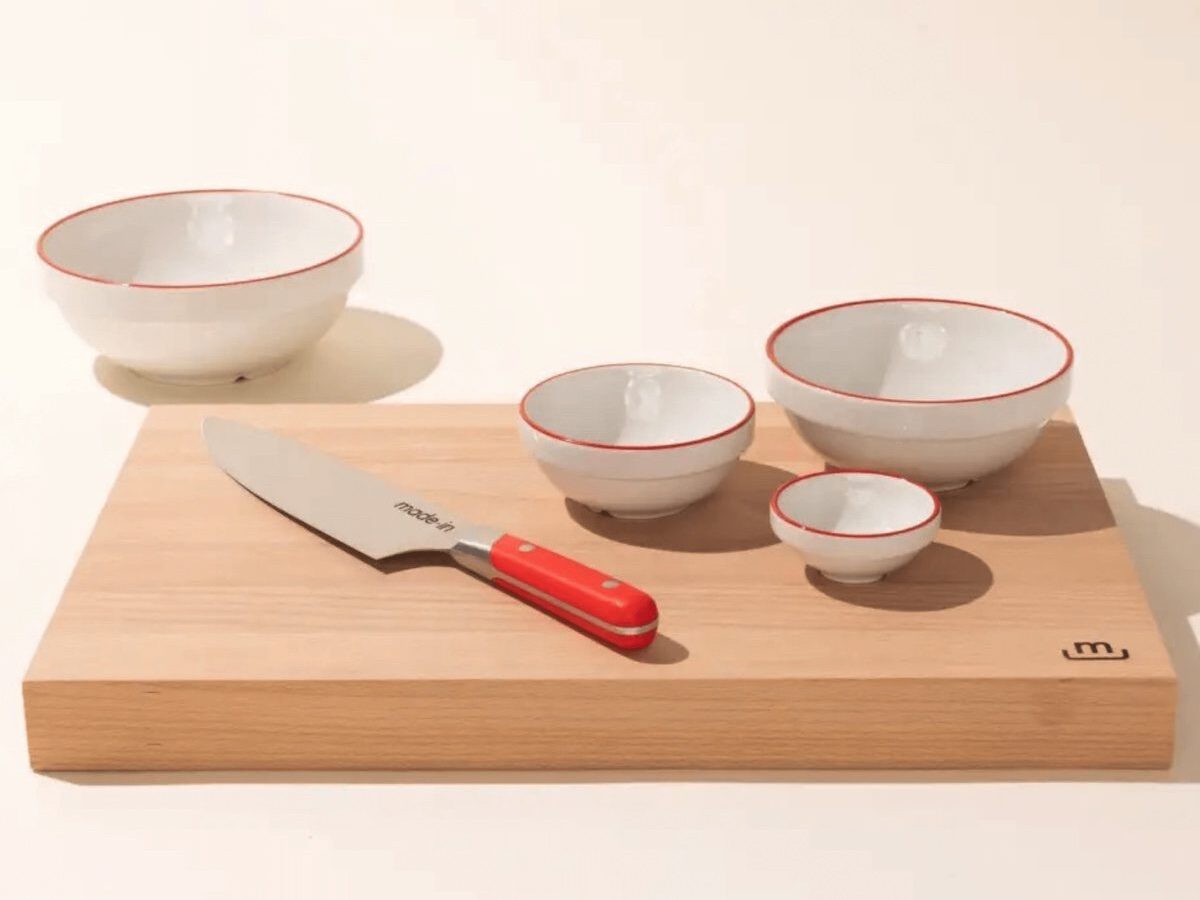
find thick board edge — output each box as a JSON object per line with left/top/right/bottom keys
{"left": 24, "top": 676, "right": 1177, "bottom": 772}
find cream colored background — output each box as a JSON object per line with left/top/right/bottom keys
{"left": 3, "top": 1, "right": 1199, "bottom": 897}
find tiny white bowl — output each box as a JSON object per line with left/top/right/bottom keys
{"left": 519, "top": 363, "right": 756, "bottom": 519}
{"left": 38, "top": 189, "right": 364, "bottom": 385}
{"left": 770, "top": 470, "right": 941, "bottom": 583}
{"left": 766, "top": 298, "right": 1073, "bottom": 490}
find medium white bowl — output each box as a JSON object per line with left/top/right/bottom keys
{"left": 38, "top": 189, "right": 364, "bottom": 385}
{"left": 519, "top": 363, "right": 755, "bottom": 519}
{"left": 770, "top": 470, "right": 941, "bottom": 583}
{"left": 766, "top": 298, "right": 1073, "bottom": 490}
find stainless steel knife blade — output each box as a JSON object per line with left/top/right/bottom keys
{"left": 202, "top": 417, "right": 491, "bottom": 560}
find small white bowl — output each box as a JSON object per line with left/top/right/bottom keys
{"left": 770, "top": 470, "right": 941, "bottom": 584}
{"left": 519, "top": 363, "right": 755, "bottom": 518}
{"left": 766, "top": 298, "right": 1073, "bottom": 490}
{"left": 38, "top": 189, "right": 364, "bottom": 385}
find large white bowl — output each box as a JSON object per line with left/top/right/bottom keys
{"left": 38, "top": 189, "right": 364, "bottom": 385}
{"left": 766, "top": 299, "right": 1073, "bottom": 490}
{"left": 770, "top": 470, "right": 941, "bottom": 583}
{"left": 519, "top": 363, "right": 755, "bottom": 519}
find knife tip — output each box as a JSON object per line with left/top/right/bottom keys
{"left": 200, "top": 416, "right": 239, "bottom": 447}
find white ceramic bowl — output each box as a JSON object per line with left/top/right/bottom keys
{"left": 519, "top": 363, "right": 756, "bottom": 519}
{"left": 770, "top": 470, "right": 941, "bottom": 583}
{"left": 766, "top": 298, "right": 1073, "bottom": 490}
{"left": 38, "top": 189, "right": 364, "bottom": 385}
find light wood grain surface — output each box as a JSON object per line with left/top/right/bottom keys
{"left": 23, "top": 404, "right": 1176, "bottom": 770}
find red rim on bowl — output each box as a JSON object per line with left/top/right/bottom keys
{"left": 770, "top": 469, "right": 942, "bottom": 539}
{"left": 36, "top": 188, "right": 364, "bottom": 290}
{"left": 766, "top": 297, "right": 1074, "bottom": 405}
{"left": 519, "top": 363, "right": 756, "bottom": 451}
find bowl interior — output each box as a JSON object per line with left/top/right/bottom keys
{"left": 775, "top": 472, "right": 937, "bottom": 536}
{"left": 39, "top": 191, "right": 360, "bottom": 286}
{"left": 522, "top": 365, "right": 752, "bottom": 447}
{"left": 770, "top": 300, "right": 1070, "bottom": 402}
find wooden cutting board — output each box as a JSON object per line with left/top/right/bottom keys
{"left": 23, "top": 404, "right": 1176, "bottom": 770}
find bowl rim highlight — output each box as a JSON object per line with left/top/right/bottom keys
{"left": 36, "top": 188, "right": 364, "bottom": 290}
{"left": 519, "top": 362, "right": 755, "bottom": 452}
{"left": 766, "top": 297, "right": 1074, "bottom": 405}
{"left": 770, "top": 469, "right": 942, "bottom": 539}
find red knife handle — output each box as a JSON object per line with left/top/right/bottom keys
{"left": 489, "top": 533, "right": 658, "bottom": 650}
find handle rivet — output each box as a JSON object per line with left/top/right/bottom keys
{"left": 518, "top": 543, "right": 535, "bottom": 552}
{"left": 601, "top": 579, "right": 620, "bottom": 589}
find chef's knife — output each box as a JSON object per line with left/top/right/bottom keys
{"left": 202, "top": 418, "right": 659, "bottom": 649}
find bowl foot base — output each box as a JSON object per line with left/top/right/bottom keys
{"left": 928, "top": 478, "right": 972, "bottom": 492}
{"left": 123, "top": 357, "right": 294, "bottom": 387}
{"left": 819, "top": 571, "right": 884, "bottom": 585}
{"left": 587, "top": 505, "right": 690, "bottom": 520}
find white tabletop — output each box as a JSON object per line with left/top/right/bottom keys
{"left": 3, "top": 2, "right": 1198, "bottom": 897}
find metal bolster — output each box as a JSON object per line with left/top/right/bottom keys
{"left": 450, "top": 528, "right": 503, "bottom": 579}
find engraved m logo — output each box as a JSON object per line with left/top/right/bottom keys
{"left": 1062, "top": 641, "right": 1130, "bottom": 661}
